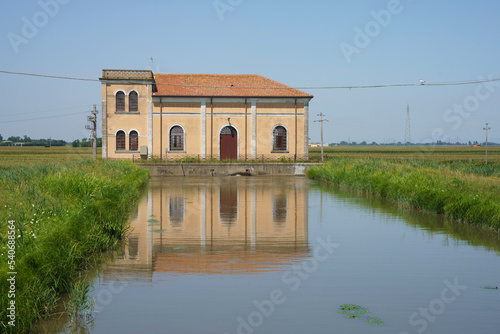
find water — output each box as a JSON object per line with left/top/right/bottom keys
{"left": 35, "top": 176, "right": 500, "bottom": 334}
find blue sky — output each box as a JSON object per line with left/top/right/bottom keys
{"left": 0, "top": 0, "right": 499, "bottom": 143}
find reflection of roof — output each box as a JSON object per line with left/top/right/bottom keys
{"left": 153, "top": 74, "right": 314, "bottom": 98}
{"left": 154, "top": 244, "right": 310, "bottom": 275}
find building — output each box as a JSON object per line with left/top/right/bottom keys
{"left": 99, "top": 69, "right": 313, "bottom": 160}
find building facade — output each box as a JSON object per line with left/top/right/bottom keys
{"left": 99, "top": 69, "right": 313, "bottom": 160}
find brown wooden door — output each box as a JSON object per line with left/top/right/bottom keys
{"left": 220, "top": 126, "right": 237, "bottom": 160}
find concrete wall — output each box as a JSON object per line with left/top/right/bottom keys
{"left": 140, "top": 163, "right": 322, "bottom": 176}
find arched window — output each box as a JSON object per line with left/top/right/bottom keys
{"left": 273, "top": 126, "right": 287, "bottom": 151}
{"left": 116, "top": 91, "right": 125, "bottom": 112}
{"left": 129, "top": 131, "right": 138, "bottom": 151}
{"left": 170, "top": 126, "right": 184, "bottom": 151}
{"left": 116, "top": 130, "right": 126, "bottom": 150}
{"left": 129, "top": 91, "right": 138, "bottom": 112}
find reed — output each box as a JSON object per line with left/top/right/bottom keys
{"left": 307, "top": 158, "right": 500, "bottom": 231}
{"left": 0, "top": 160, "right": 149, "bottom": 333}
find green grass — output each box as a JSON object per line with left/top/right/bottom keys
{"left": 0, "top": 160, "right": 149, "bottom": 333}
{"left": 308, "top": 158, "right": 500, "bottom": 231}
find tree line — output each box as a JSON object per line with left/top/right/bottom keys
{"left": 0, "top": 134, "right": 102, "bottom": 147}
{"left": 0, "top": 134, "right": 66, "bottom": 147}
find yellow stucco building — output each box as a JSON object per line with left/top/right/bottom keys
{"left": 99, "top": 69, "right": 313, "bottom": 160}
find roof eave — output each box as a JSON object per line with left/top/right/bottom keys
{"left": 152, "top": 95, "right": 314, "bottom": 99}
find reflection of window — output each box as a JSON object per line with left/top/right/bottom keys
{"left": 272, "top": 193, "right": 287, "bottom": 226}
{"left": 128, "top": 236, "right": 138, "bottom": 260}
{"left": 116, "top": 91, "right": 125, "bottom": 111}
{"left": 273, "top": 126, "right": 287, "bottom": 151}
{"left": 169, "top": 196, "right": 184, "bottom": 227}
{"left": 129, "top": 91, "right": 138, "bottom": 112}
{"left": 219, "top": 183, "right": 238, "bottom": 224}
{"left": 170, "top": 126, "right": 184, "bottom": 151}
{"left": 129, "top": 131, "right": 138, "bottom": 151}
{"left": 116, "top": 130, "right": 126, "bottom": 150}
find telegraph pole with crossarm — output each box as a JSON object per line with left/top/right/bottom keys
{"left": 483, "top": 123, "right": 491, "bottom": 164}
{"left": 314, "top": 113, "right": 329, "bottom": 161}
{"left": 86, "top": 105, "right": 98, "bottom": 159}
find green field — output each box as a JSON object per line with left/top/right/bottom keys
{"left": 308, "top": 145, "right": 500, "bottom": 163}
{"left": 1, "top": 145, "right": 499, "bottom": 167}
{"left": 0, "top": 146, "right": 102, "bottom": 168}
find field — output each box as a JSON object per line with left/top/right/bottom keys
{"left": 1, "top": 146, "right": 499, "bottom": 167}
{"left": 0, "top": 146, "right": 102, "bottom": 168}
{"left": 308, "top": 145, "right": 500, "bottom": 163}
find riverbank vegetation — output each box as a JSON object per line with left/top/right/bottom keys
{"left": 307, "top": 158, "right": 500, "bottom": 231}
{"left": 0, "top": 160, "right": 149, "bottom": 333}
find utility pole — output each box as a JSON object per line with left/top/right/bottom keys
{"left": 404, "top": 104, "right": 411, "bottom": 145}
{"left": 483, "top": 123, "right": 491, "bottom": 164}
{"left": 86, "top": 105, "right": 98, "bottom": 159}
{"left": 314, "top": 113, "right": 328, "bottom": 161}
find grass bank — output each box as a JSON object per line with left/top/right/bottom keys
{"left": 0, "top": 160, "right": 149, "bottom": 333}
{"left": 307, "top": 158, "right": 500, "bottom": 231}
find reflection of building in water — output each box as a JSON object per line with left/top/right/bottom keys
{"left": 105, "top": 176, "right": 309, "bottom": 278}
{"left": 103, "top": 189, "right": 154, "bottom": 282}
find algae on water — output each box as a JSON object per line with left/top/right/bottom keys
{"left": 338, "top": 304, "right": 384, "bottom": 326}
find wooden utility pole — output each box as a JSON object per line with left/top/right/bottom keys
{"left": 484, "top": 123, "right": 491, "bottom": 164}
{"left": 86, "top": 105, "right": 98, "bottom": 159}
{"left": 314, "top": 113, "right": 328, "bottom": 161}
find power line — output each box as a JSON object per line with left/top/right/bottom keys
{"left": 0, "top": 110, "right": 91, "bottom": 124}
{"left": 1, "top": 69, "right": 500, "bottom": 90}
{"left": 2, "top": 104, "right": 96, "bottom": 117}
{"left": 0, "top": 70, "right": 98, "bottom": 82}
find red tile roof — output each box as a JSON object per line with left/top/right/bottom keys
{"left": 153, "top": 74, "right": 313, "bottom": 98}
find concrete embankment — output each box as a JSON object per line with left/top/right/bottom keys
{"left": 139, "top": 163, "right": 323, "bottom": 176}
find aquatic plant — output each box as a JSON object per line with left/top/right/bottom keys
{"left": 338, "top": 304, "right": 384, "bottom": 326}
{"left": 338, "top": 304, "right": 370, "bottom": 319}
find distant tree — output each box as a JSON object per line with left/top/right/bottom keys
{"left": 0, "top": 134, "right": 3, "bottom": 141}
{"left": 8, "top": 136, "right": 21, "bottom": 142}
{"left": 371, "top": 142, "right": 377, "bottom": 146}
{"left": 72, "top": 139, "right": 80, "bottom": 147}
{"left": 23, "top": 135, "right": 31, "bottom": 142}
{"left": 81, "top": 138, "right": 91, "bottom": 147}
{"left": 340, "top": 141, "right": 348, "bottom": 146}
{"left": 97, "top": 137, "right": 102, "bottom": 147}
{"left": 360, "top": 141, "right": 367, "bottom": 145}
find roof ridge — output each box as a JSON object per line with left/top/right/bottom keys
{"left": 154, "top": 73, "right": 260, "bottom": 76}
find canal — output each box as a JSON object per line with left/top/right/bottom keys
{"left": 35, "top": 176, "right": 500, "bottom": 333}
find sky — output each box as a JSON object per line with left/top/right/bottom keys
{"left": 0, "top": 0, "right": 499, "bottom": 144}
